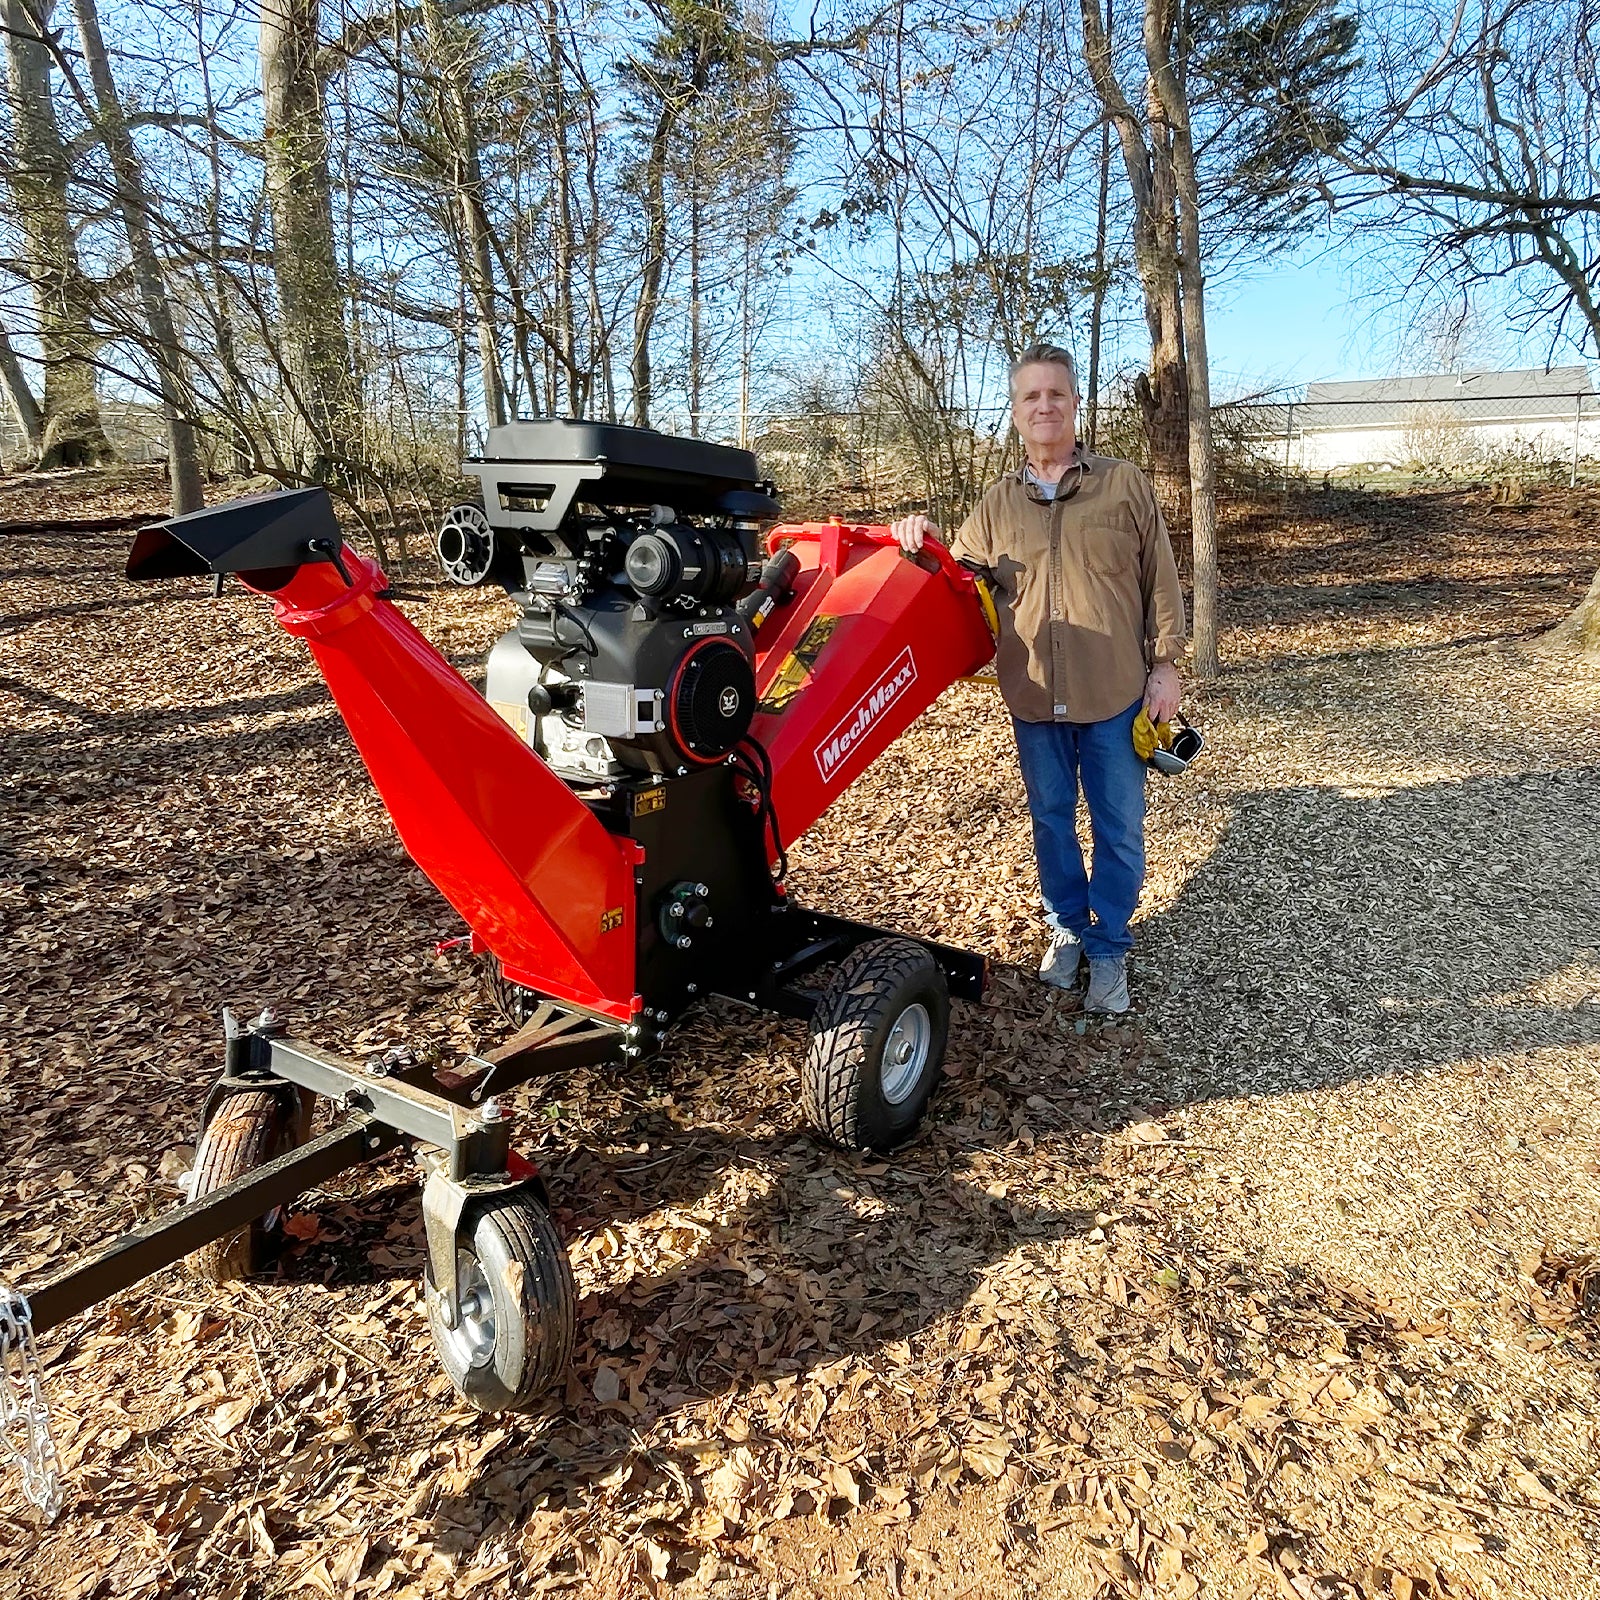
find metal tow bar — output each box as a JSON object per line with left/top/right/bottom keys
{"left": 1, "top": 1112, "right": 400, "bottom": 1521}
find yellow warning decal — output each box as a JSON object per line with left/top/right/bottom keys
{"left": 600, "top": 906, "right": 624, "bottom": 932}
{"left": 633, "top": 786, "right": 666, "bottom": 816}
{"left": 757, "top": 613, "right": 839, "bottom": 714}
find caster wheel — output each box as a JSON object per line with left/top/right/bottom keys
{"left": 189, "top": 1089, "right": 306, "bottom": 1283}
{"left": 802, "top": 937, "right": 950, "bottom": 1152}
{"left": 426, "top": 1192, "right": 575, "bottom": 1412}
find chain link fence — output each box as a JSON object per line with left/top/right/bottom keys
{"left": 653, "top": 387, "right": 1598, "bottom": 516}
{"left": 6, "top": 387, "right": 1593, "bottom": 517}
{"left": 1219, "top": 389, "right": 1596, "bottom": 489}
{"left": 0, "top": 400, "right": 171, "bottom": 469}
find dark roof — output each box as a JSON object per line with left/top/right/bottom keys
{"left": 1299, "top": 366, "right": 1593, "bottom": 429}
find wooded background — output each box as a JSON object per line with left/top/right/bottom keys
{"left": 3, "top": 0, "right": 1599, "bottom": 672}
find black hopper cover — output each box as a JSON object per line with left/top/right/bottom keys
{"left": 126, "top": 487, "right": 344, "bottom": 587}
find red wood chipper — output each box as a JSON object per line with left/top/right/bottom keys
{"left": 1, "top": 422, "right": 999, "bottom": 1516}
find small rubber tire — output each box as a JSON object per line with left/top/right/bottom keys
{"left": 189, "top": 1089, "right": 298, "bottom": 1284}
{"left": 483, "top": 957, "right": 536, "bottom": 1028}
{"left": 425, "top": 1192, "right": 576, "bottom": 1413}
{"left": 802, "top": 937, "right": 951, "bottom": 1152}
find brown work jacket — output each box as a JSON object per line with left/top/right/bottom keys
{"left": 950, "top": 450, "right": 1187, "bottom": 725}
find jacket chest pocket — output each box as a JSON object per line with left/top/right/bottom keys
{"left": 1076, "top": 521, "right": 1135, "bottom": 576}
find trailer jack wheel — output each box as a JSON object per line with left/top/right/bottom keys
{"left": 425, "top": 1193, "right": 575, "bottom": 1412}
{"left": 803, "top": 937, "right": 951, "bottom": 1153}
{"left": 189, "top": 1088, "right": 306, "bottom": 1283}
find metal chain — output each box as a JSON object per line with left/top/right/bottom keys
{"left": 0, "top": 1283, "right": 64, "bottom": 1521}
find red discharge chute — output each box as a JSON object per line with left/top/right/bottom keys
{"left": 253, "top": 554, "right": 641, "bottom": 1021}
{"left": 748, "top": 523, "right": 997, "bottom": 849}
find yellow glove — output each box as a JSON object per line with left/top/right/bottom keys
{"left": 1132, "top": 707, "right": 1172, "bottom": 763}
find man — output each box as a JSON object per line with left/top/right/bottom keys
{"left": 890, "top": 343, "right": 1186, "bottom": 1014}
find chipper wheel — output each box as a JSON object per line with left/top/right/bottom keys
{"left": 803, "top": 937, "right": 951, "bottom": 1152}
{"left": 189, "top": 1089, "right": 308, "bottom": 1283}
{"left": 425, "top": 1193, "right": 576, "bottom": 1412}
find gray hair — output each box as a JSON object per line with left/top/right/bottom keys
{"left": 1009, "top": 342, "right": 1079, "bottom": 399}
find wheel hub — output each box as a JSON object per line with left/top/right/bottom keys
{"left": 436, "top": 1252, "right": 497, "bottom": 1369}
{"left": 879, "top": 1002, "right": 931, "bottom": 1105}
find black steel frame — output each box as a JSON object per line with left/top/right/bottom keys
{"left": 20, "top": 1004, "right": 623, "bottom": 1340}
{"left": 18, "top": 901, "right": 981, "bottom": 1343}
{"left": 27, "top": 1115, "right": 400, "bottom": 1336}
{"left": 739, "top": 904, "right": 988, "bottom": 1019}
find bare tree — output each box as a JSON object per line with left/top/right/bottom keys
{"left": 793, "top": 0, "right": 1100, "bottom": 522}
{"left": 259, "top": 0, "right": 359, "bottom": 475}
{"left": 60, "top": 0, "right": 205, "bottom": 511}
{"left": 0, "top": 309, "right": 42, "bottom": 456}
{"left": 1145, "top": 0, "right": 1219, "bottom": 677}
{"left": 417, "top": 0, "right": 507, "bottom": 427}
{"left": 1077, "top": 0, "right": 1359, "bottom": 676}
{"left": 1277, "top": 0, "right": 1600, "bottom": 651}
{"left": 0, "top": 0, "right": 111, "bottom": 466}
{"left": 1079, "top": 0, "right": 1190, "bottom": 519}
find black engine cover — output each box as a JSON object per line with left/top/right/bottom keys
{"left": 548, "top": 596, "right": 755, "bottom": 772}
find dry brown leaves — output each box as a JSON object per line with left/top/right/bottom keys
{"left": 2, "top": 470, "right": 1599, "bottom": 1599}
{"left": 1520, "top": 1247, "right": 1600, "bottom": 1346}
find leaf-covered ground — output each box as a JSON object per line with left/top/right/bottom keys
{"left": 2, "top": 470, "right": 1598, "bottom": 1599}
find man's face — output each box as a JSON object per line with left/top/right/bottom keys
{"left": 1011, "top": 362, "right": 1079, "bottom": 454}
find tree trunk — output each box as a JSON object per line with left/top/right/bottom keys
{"left": 67, "top": 0, "right": 204, "bottom": 513}
{"left": 546, "top": 0, "right": 580, "bottom": 415}
{"left": 421, "top": 0, "right": 506, "bottom": 430}
{"left": 737, "top": 226, "right": 753, "bottom": 448}
{"left": 583, "top": 103, "right": 613, "bottom": 422}
{"left": 630, "top": 103, "right": 674, "bottom": 429}
{"left": 1147, "top": 0, "right": 1217, "bottom": 674}
{"left": 454, "top": 284, "right": 469, "bottom": 456}
{"left": 1, "top": 0, "right": 112, "bottom": 469}
{"left": 462, "top": 186, "right": 506, "bottom": 429}
{"left": 1085, "top": 0, "right": 1111, "bottom": 453}
{"left": 195, "top": 29, "right": 252, "bottom": 477}
{"left": 1552, "top": 565, "right": 1600, "bottom": 656}
{"left": 1077, "top": 0, "right": 1188, "bottom": 518}
{"left": 1134, "top": 75, "right": 1189, "bottom": 523}
{"left": 0, "top": 314, "right": 43, "bottom": 459}
{"left": 1171, "top": 200, "right": 1217, "bottom": 675}
{"left": 689, "top": 178, "right": 703, "bottom": 435}
{"left": 258, "top": 0, "right": 358, "bottom": 477}
{"left": 1131, "top": 268, "right": 1189, "bottom": 523}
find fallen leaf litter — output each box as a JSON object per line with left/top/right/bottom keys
{"left": 2, "top": 469, "right": 1598, "bottom": 1597}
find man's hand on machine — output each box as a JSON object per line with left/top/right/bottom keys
{"left": 1143, "top": 662, "right": 1182, "bottom": 724}
{"left": 890, "top": 513, "right": 942, "bottom": 553}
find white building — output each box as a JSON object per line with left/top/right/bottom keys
{"left": 1286, "top": 366, "right": 1597, "bottom": 474}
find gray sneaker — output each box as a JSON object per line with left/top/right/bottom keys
{"left": 1039, "top": 927, "right": 1084, "bottom": 990}
{"left": 1085, "top": 955, "right": 1130, "bottom": 1015}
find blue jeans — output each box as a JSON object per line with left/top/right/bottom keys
{"left": 1012, "top": 700, "right": 1147, "bottom": 960}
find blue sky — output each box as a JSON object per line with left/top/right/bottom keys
{"left": 1208, "top": 244, "right": 1394, "bottom": 392}
{"left": 1204, "top": 232, "right": 1595, "bottom": 396}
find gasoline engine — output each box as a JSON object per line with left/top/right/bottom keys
{"left": 436, "top": 420, "right": 799, "bottom": 782}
